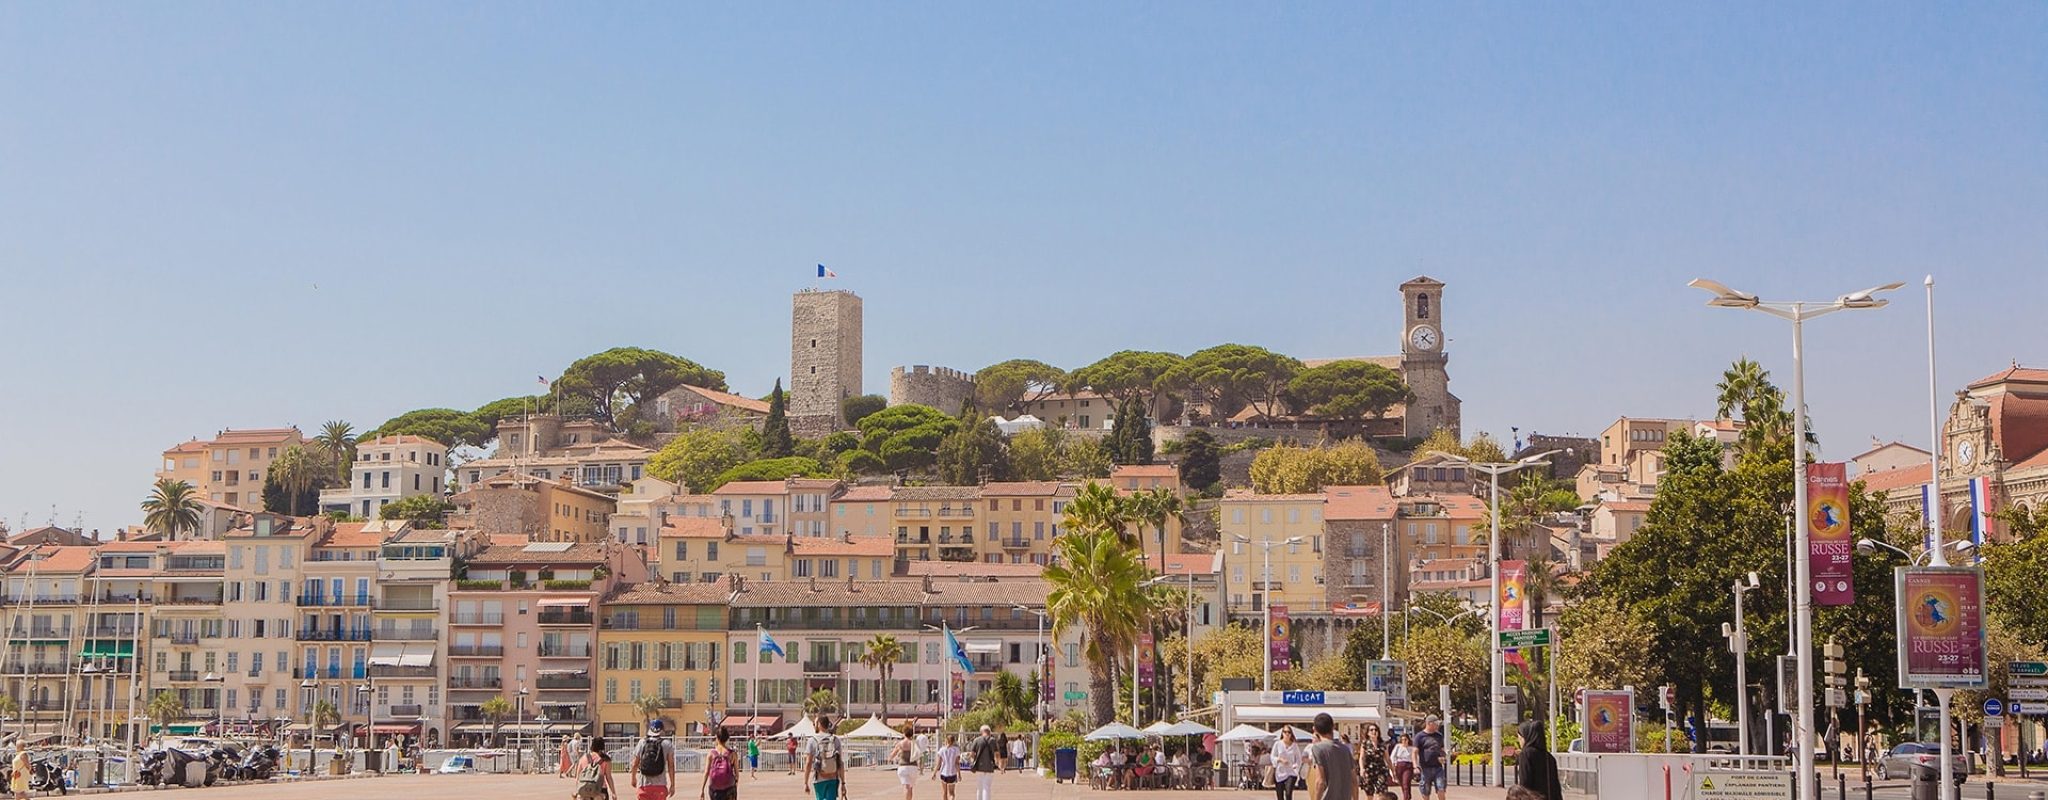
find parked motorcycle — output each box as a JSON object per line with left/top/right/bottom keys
{"left": 237, "top": 745, "right": 280, "bottom": 780}
{"left": 136, "top": 749, "right": 169, "bottom": 786}
{"left": 27, "top": 758, "right": 67, "bottom": 795}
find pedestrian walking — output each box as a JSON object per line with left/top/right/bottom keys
{"left": 573, "top": 737, "right": 617, "bottom": 800}
{"left": 889, "top": 725, "right": 920, "bottom": 800}
{"left": 1388, "top": 733, "right": 1417, "bottom": 800}
{"left": 1356, "top": 723, "right": 1390, "bottom": 797}
{"left": 786, "top": 735, "right": 798, "bottom": 775}
{"left": 969, "top": 725, "right": 1002, "bottom": 800}
{"left": 631, "top": 719, "right": 678, "bottom": 800}
{"left": 1271, "top": 729, "right": 1304, "bottom": 800}
{"left": 804, "top": 716, "right": 847, "bottom": 800}
{"left": 746, "top": 736, "right": 760, "bottom": 778}
{"left": 1412, "top": 718, "right": 1447, "bottom": 800}
{"left": 702, "top": 727, "right": 740, "bottom": 800}
{"left": 930, "top": 733, "right": 961, "bottom": 800}
{"left": 1513, "top": 721, "right": 1563, "bottom": 800}
{"left": 1304, "top": 713, "right": 1356, "bottom": 800}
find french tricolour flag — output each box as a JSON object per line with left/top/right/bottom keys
{"left": 1968, "top": 476, "right": 1992, "bottom": 549}
{"left": 816, "top": 264, "right": 837, "bottom": 279}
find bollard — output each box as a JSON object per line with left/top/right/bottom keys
{"left": 1837, "top": 773, "right": 1846, "bottom": 800}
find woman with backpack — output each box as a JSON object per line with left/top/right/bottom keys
{"left": 702, "top": 727, "right": 740, "bottom": 800}
{"left": 572, "top": 737, "right": 617, "bottom": 800}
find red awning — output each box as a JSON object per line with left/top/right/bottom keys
{"left": 721, "top": 715, "right": 782, "bottom": 729}
{"left": 372, "top": 722, "right": 422, "bottom": 734}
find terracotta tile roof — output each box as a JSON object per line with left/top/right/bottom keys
{"left": 897, "top": 561, "right": 1045, "bottom": 578}
{"left": 1222, "top": 489, "right": 1325, "bottom": 502}
{"left": 1162, "top": 553, "right": 1220, "bottom": 576}
{"left": 605, "top": 578, "right": 737, "bottom": 606}
{"left": 787, "top": 478, "right": 845, "bottom": 491}
{"left": 468, "top": 543, "right": 609, "bottom": 565}
{"left": 15, "top": 546, "right": 98, "bottom": 574}
{"left": 893, "top": 486, "right": 980, "bottom": 501}
{"left": 359, "top": 434, "right": 446, "bottom": 448}
{"left": 463, "top": 473, "right": 619, "bottom": 504}
{"left": 731, "top": 578, "right": 1047, "bottom": 608}
{"left": 319, "top": 522, "right": 387, "bottom": 549}
{"left": 1111, "top": 465, "right": 1179, "bottom": 479}
{"left": 487, "top": 534, "right": 530, "bottom": 547}
{"left": 675, "top": 384, "right": 771, "bottom": 415}
{"left": 980, "top": 481, "right": 1064, "bottom": 497}
{"left": 1990, "top": 393, "right": 2048, "bottom": 468}
{"left": 164, "top": 440, "right": 209, "bottom": 454}
{"left": 1967, "top": 365, "right": 2048, "bottom": 389}
{"left": 94, "top": 541, "right": 166, "bottom": 553}
{"left": 212, "top": 427, "right": 304, "bottom": 443}
{"left": 713, "top": 481, "right": 787, "bottom": 496}
{"left": 1323, "top": 485, "right": 1396, "bottom": 520}
{"left": 1856, "top": 463, "right": 1931, "bottom": 495}
{"left": 1599, "top": 500, "right": 1651, "bottom": 513}
{"left": 836, "top": 486, "right": 894, "bottom": 503}
{"left": 659, "top": 518, "right": 731, "bottom": 539}
{"left": 2013, "top": 447, "right": 2048, "bottom": 471}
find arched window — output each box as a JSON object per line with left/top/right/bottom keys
{"left": 1416, "top": 293, "right": 1432, "bottom": 319}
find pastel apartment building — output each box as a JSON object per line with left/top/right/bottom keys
{"left": 158, "top": 427, "right": 307, "bottom": 509}
{"left": 318, "top": 435, "right": 451, "bottom": 519}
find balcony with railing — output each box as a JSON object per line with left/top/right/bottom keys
{"left": 374, "top": 597, "right": 439, "bottom": 611}
{"left": 935, "top": 532, "right": 975, "bottom": 545}
{"left": 161, "top": 589, "right": 225, "bottom": 606}
{"left": 12, "top": 626, "right": 73, "bottom": 640}
{"left": 297, "top": 628, "right": 373, "bottom": 642}
{"left": 299, "top": 664, "right": 367, "bottom": 681}
{"left": 375, "top": 627, "right": 440, "bottom": 641}
{"left": 447, "top": 675, "right": 502, "bottom": 690}
{"left": 167, "top": 670, "right": 201, "bottom": 682}
{"left": 297, "top": 594, "right": 374, "bottom": 608}
{"left": 534, "top": 673, "right": 590, "bottom": 690}
{"left": 894, "top": 531, "right": 932, "bottom": 545}
{"left": 4, "top": 663, "right": 69, "bottom": 675}
{"left": 449, "top": 612, "right": 505, "bottom": 626}
{"left": 389, "top": 704, "right": 423, "bottom": 718}
{"left": 368, "top": 664, "right": 437, "bottom": 679}
{"left": 448, "top": 644, "right": 504, "bottom": 658}
{"left": 1002, "top": 537, "right": 1031, "bottom": 549}
{"left": 538, "top": 643, "right": 592, "bottom": 659}
{"left": 537, "top": 609, "right": 592, "bottom": 626}
{"left": 802, "top": 660, "right": 843, "bottom": 674}
{"left": 88, "top": 624, "right": 143, "bottom": 638}
{"left": 537, "top": 704, "right": 590, "bottom": 720}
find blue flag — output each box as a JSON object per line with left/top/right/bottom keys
{"left": 759, "top": 628, "right": 785, "bottom": 657}
{"left": 944, "top": 626, "right": 975, "bottom": 675}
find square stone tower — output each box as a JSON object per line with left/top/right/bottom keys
{"left": 1398, "top": 276, "right": 1461, "bottom": 439}
{"left": 790, "top": 289, "right": 863, "bottom": 435}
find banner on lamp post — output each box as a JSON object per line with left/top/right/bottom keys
{"left": 951, "top": 673, "right": 965, "bottom": 711}
{"left": 1809, "top": 462, "right": 1856, "bottom": 606}
{"left": 1138, "top": 632, "right": 1156, "bottom": 689}
{"left": 1043, "top": 647, "right": 1056, "bottom": 706}
{"left": 1895, "top": 566, "right": 1988, "bottom": 690}
{"left": 1499, "top": 560, "right": 1528, "bottom": 632}
{"left": 1583, "top": 689, "right": 1635, "bottom": 753}
{"left": 1368, "top": 660, "right": 1408, "bottom": 709}
{"left": 1268, "top": 605, "right": 1292, "bottom": 672}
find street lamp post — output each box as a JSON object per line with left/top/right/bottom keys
{"left": 301, "top": 679, "right": 318, "bottom": 774}
{"left": 201, "top": 672, "right": 224, "bottom": 740}
{"left": 1690, "top": 277, "right": 1899, "bottom": 800}
{"left": 1232, "top": 535, "right": 1304, "bottom": 692}
{"left": 515, "top": 684, "right": 529, "bottom": 772}
{"left": 1725, "top": 572, "right": 1761, "bottom": 756}
{"left": 1431, "top": 448, "right": 1558, "bottom": 788}
{"left": 1014, "top": 605, "right": 1049, "bottom": 731}
{"left": 922, "top": 625, "right": 976, "bottom": 734}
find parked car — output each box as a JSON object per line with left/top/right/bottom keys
{"left": 437, "top": 755, "right": 479, "bottom": 774}
{"left": 1877, "top": 743, "right": 1968, "bottom": 783}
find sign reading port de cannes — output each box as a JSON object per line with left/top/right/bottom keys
{"left": 1896, "top": 566, "right": 1988, "bottom": 689}
{"left": 1583, "top": 690, "right": 1635, "bottom": 753}
{"left": 1809, "top": 462, "right": 1855, "bottom": 606}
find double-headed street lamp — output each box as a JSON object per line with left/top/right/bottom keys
{"left": 1857, "top": 538, "right": 1974, "bottom": 567}
{"left": 1689, "top": 277, "right": 1899, "bottom": 800}
{"left": 1233, "top": 535, "right": 1305, "bottom": 692}
{"left": 1724, "top": 571, "right": 1760, "bottom": 756}
{"left": 1431, "top": 448, "right": 1558, "bottom": 787}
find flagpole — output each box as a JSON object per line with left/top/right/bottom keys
{"left": 753, "top": 624, "right": 761, "bottom": 736}
{"left": 1926, "top": 275, "right": 1946, "bottom": 567}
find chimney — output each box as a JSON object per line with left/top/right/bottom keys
{"left": 808, "top": 574, "right": 818, "bottom": 593}
{"left": 841, "top": 531, "right": 853, "bottom": 544}
{"left": 784, "top": 532, "right": 795, "bottom": 555}
{"left": 921, "top": 575, "right": 934, "bottom": 594}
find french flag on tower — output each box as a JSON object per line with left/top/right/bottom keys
{"left": 817, "top": 264, "right": 837, "bottom": 279}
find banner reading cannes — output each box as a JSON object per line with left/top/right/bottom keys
{"left": 1269, "top": 605, "right": 1292, "bottom": 672}
{"left": 1138, "top": 631, "right": 1156, "bottom": 688}
{"left": 1895, "top": 566, "right": 1988, "bottom": 689}
{"left": 1809, "top": 462, "right": 1855, "bottom": 605}
{"left": 1583, "top": 690, "right": 1635, "bottom": 753}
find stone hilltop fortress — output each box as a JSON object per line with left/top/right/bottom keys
{"left": 787, "top": 276, "right": 1461, "bottom": 440}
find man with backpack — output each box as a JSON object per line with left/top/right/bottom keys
{"left": 804, "top": 715, "right": 846, "bottom": 800}
{"left": 631, "top": 719, "right": 678, "bottom": 800}
{"left": 1412, "top": 717, "right": 1447, "bottom": 800}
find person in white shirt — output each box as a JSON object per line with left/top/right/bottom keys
{"left": 1389, "top": 733, "right": 1417, "bottom": 800}
{"left": 1271, "top": 729, "right": 1304, "bottom": 800}
{"left": 929, "top": 734, "right": 962, "bottom": 800}
{"left": 1009, "top": 736, "right": 1029, "bottom": 771}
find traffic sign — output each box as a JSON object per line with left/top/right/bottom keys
{"left": 1498, "top": 628, "right": 1553, "bottom": 649}
{"left": 2011, "top": 701, "right": 2026, "bottom": 716}
{"left": 2009, "top": 688, "right": 2048, "bottom": 702}
{"left": 2011, "top": 661, "right": 2048, "bottom": 677}
{"left": 1062, "top": 690, "right": 1086, "bottom": 701}
{"left": 1984, "top": 698, "right": 2004, "bottom": 717}
{"left": 1825, "top": 688, "right": 1846, "bottom": 708}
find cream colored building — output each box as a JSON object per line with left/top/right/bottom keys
{"left": 318, "top": 435, "right": 451, "bottom": 519}
{"left": 222, "top": 514, "right": 324, "bottom": 736}
{"left": 158, "top": 427, "right": 307, "bottom": 509}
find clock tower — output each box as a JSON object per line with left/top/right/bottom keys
{"left": 1399, "top": 276, "right": 1460, "bottom": 439}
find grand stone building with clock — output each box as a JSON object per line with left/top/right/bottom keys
{"left": 1864, "top": 364, "right": 2048, "bottom": 537}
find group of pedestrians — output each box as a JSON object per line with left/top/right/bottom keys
{"left": 1264, "top": 713, "right": 1559, "bottom": 800}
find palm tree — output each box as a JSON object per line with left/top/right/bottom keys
{"left": 316, "top": 421, "right": 357, "bottom": 481}
{"left": 0, "top": 695, "right": 16, "bottom": 744}
{"left": 1715, "top": 358, "right": 1770, "bottom": 422}
{"left": 861, "top": 634, "right": 906, "bottom": 726}
{"left": 1045, "top": 526, "right": 1158, "bottom": 725}
{"left": 1133, "top": 486, "right": 1183, "bottom": 574}
{"left": 977, "top": 670, "right": 1032, "bottom": 726}
{"left": 147, "top": 690, "right": 187, "bottom": 732}
{"left": 480, "top": 696, "right": 514, "bottom": 746}
{"left": 632, "top": 695, "right": 666, "bottom": 731}
{"left": 803, "top": 688, "right": 842, "bottom": 719}
{"left": 141, "top": 479, "right": 204, "bottom": 540}
{"left": 269, "top": 446, "right": 323, "bottom": 516}
{"left": 1063, "top": 482, "right": 1138, "bottom": 546}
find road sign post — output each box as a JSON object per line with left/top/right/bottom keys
{"left": 1498, "top": 628, "right": 1553, "bottom": 649}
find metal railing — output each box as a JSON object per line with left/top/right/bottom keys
{"left": 167, "top": 670, "right": 201, "bottom": 682}
{"left": 297, "top": 629, "right": 373, "bottom": 642}
{"left": 297, "top": 594, "right": 374, "bottom": 607}
{"left": 375, "top": 627, "right": 440, "bottom": 641}
{"left": 448, "top": 644, "right": 505, "bottom": 657}
{"left": 534, "top": 674, "right": 590, "bottom": 690}
{"left": 367, "top": 664, "right": 437, "bottom": 679}
{"left": 537, "top": 610, "right": 593, "bottom": 626}
{"left": 449, "top": 613, "right": 506, "bottom": 625}
{"left": 447, "top": 676, "right": 502, "bottom": 690}
{"left": 375, "top": 598, "right": 440, "bottom": 611}
{"left": 538, "top": 644, "right": 592, "bottom": 658}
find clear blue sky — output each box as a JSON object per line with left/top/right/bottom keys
{"left": 2, "top": 3, "right": 2043, "bottom": 532}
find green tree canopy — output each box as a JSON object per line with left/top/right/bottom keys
{"left": 554, "top": 347, "right": 725, "bottom": 426}
{"left": 842, "top": 395, "right": 888, "bottom": 428}
{"left": 365, "top": 408, "right": 492, "bottom": 450}
{"left": 1981, "top": 505, "right": 2048, "bottom": 649}
{"left": 857, "top": 404, "right": 960, "bottom": 474}
{"left": 1179, "top": 430, "right": 1221, "bottom": 492}
{"left": 936, "top": 416, "right": 1010, "bottom": 485}
{"left": 1286, "top": 360, "right": 1414, "bottom": 421}
{"left": 1248, "top": 440, "right": 1384, "bottom": 493}
{"left": 762, "top": 380, "right": 794, "bottom": 458}
{"left": 379, "top": 494, "right": 454, "bottom": 528}
{"left": 974, "top": 359, "right": 1067, "bottom": 414}
{"left": 1168, "top": 344, "right": 1301, "bottom": 422}
{"left": 708, "top": 457, "right": 826, "bottom": 491}
{"left": 263, "top": 445, "right": 337, "bottom": 516}
{"left": 471, "top": 395, "right": 556, "bottom": 431}
{"left": 647, "top": 427, "right": 754, "bottom": 492}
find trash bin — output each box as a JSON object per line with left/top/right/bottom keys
{"left": 1054, "top": 748, "right": 1077, "bottom": 783}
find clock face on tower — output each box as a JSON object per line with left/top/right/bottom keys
{"left": 1956, "top": 440, "right": 1975, "bottom": 467}
{"left": 1408, "top": 325, "right": 1439, "bottom": 351}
